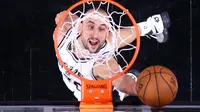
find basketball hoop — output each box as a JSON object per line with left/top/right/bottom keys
{"left": 54, "top": 0, "right": 140, "bottom": 110}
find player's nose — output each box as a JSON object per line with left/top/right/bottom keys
{"left": 92, "top": 29, "right": 100, "bottom": 38}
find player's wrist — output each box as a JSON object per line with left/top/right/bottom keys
{"left": 126, "top": 69, "right": 140, "bottom": 81}
{"left": 126, "top": 72, "right": 138, "bottom": 82}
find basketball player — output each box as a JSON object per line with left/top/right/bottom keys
{"left": 53, "top": 9, "right": 170, "bottom": 101}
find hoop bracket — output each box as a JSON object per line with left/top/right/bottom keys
{"left": 80, "top": 79, "right": 113, "bottom": 111}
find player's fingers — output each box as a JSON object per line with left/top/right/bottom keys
{"left": 56, "top": 10, "right": 66, "bottom": 17}
{"left": 55, "top": 11, "right": 67, "bottom": 24}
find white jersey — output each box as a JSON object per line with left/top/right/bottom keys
{"left": 57, "top": 29, "right": 126, "bottom": 101}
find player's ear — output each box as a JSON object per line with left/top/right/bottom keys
{"left": 106, "top": 30, "right": 112, "bottom": 43}
{"left": 106, "top": 29, "right": 110, "bottom": 38}
{"left": 77, "top": 22, "right": 83, "bottom": 35}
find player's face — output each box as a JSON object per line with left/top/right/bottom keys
{"left": 80, "top": 18, "right": 109, "bottom": 53}
{"left": 79, "top": 10, "right": 110, "bottom": 53}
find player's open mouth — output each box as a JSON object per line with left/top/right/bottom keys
{"left": 89, "top": 40, "right": 99, "bottom": 46}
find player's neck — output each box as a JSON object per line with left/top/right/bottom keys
{"left": 73, "top": 37, "right": 92, "bottom": 58}
{"left": 77, "top": 37, "right": 85, "bottom": 50}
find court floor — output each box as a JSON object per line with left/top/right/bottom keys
{"left": 0, "top": 105, "right": 200, "bottom": 112}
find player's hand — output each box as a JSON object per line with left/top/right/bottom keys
{"left": 93, "top": 63, "right": 113, "bottom": 79}
{"left": 93, "top": 57, "right": 138, "bottom": 96}
{"left": 55, "top": 11, "right": 66, "bottom": 25}
{"left": 55, "top": 10, "right": 78, "bottom": 25}
{"left": 54, "top": 10, "right": 79, "bottom": 45}
{"left": 93, "top": 57, "right": 121, "bottom": 79}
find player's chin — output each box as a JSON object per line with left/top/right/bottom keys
{"left": 88, "top": 44, "right": 100, "bottom": 53}
{"left": 88, "top": 47, "right": 98, "bottom": 53}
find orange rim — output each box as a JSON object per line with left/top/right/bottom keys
{"left": 54, "top": 0, "right": 140, "bottom": 82}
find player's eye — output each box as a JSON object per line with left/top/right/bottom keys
{"left": 88, "top": 25, "right": 94, "bottom": 30}
{"left": 99, "top": 27, "right": 105, "bottom": 32}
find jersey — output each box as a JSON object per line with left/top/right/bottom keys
{"left": 57, "top": 28, "right": 126, "bottom": 101}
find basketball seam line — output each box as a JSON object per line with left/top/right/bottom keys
{"left": 142, "top": 70, "right": 151, "bottom": 103}
{"left": 147, "top": 72, "right": 177, "bottom": 85}
{"left": 148, "top": 72, "right": 176, "bottom": 79}
{"left": 136, "top": 71, "right": 151, "bottom": 102}
{"left": 154, "top": 66, "right": 161, "bottom": 107}
{"left": 137, "top": 74, "right": 151, "bottom": 81}
{"left": 160, "top": 68, "right": 175, "bottom": 98}
{"left": 159, "top": 72, "right": 177, "bottom": 81}
{"left": 137, "top": 72, "right": 174, "bottom": 82}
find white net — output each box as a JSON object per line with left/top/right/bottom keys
{"left": 57, "top": 1, "right": 138, "bottom": 79}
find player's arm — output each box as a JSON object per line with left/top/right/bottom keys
{"left": 115, "top": 27, "right": 141, "bottom": 48}
{"left": 116, "top": 12, "right": 168, "bottom": 48}
{"left": 53, "top": 11, "right": 78, "bottom": 45}
{"left": 93, "top": 57, "right": 137, "bottom": 96}
{"left": 112, "top": 72, "right": 137, "bottom": 96}
{"left": 107, "top": 26, "right": 141, "bottom": 48}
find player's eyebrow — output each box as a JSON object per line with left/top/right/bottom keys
{"left": 100, "top": 24, "right": 106, "bottom": 27}
{"left": 87, "top": 20, "right": 95, "bottom": 24}
{"left": 87, "top": 20, "right": 107, "bottom": 28}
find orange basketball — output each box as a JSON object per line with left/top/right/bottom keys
{"left": 136, "top": 65, "right": 178, "bottom": 107}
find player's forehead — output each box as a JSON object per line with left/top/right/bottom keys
{"left": 83, "top": 9, "right": 109, "bottom": 26}
{"left": 83, "top": 18, "right": 107, "bottom": 26}
{"left": 86, "top": 9, "right": 108, "bottom": 16}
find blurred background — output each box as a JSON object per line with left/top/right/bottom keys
{"left": 0, "top": 0, "right": 198, "bottom": 104}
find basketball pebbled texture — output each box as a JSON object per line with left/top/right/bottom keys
{"left": 136, "top": 65, "right": 178, "bottom": 107}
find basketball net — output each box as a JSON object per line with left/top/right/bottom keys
{"left": 54, "top": 0, "right": 140, "bottom": 110}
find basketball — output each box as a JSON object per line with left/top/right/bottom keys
{"left": 136, "top": 65, "right": 178, "bottom": 107}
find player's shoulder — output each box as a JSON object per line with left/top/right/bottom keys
{"left": 58, "top": 28, "right": 73, "bottom": 48}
